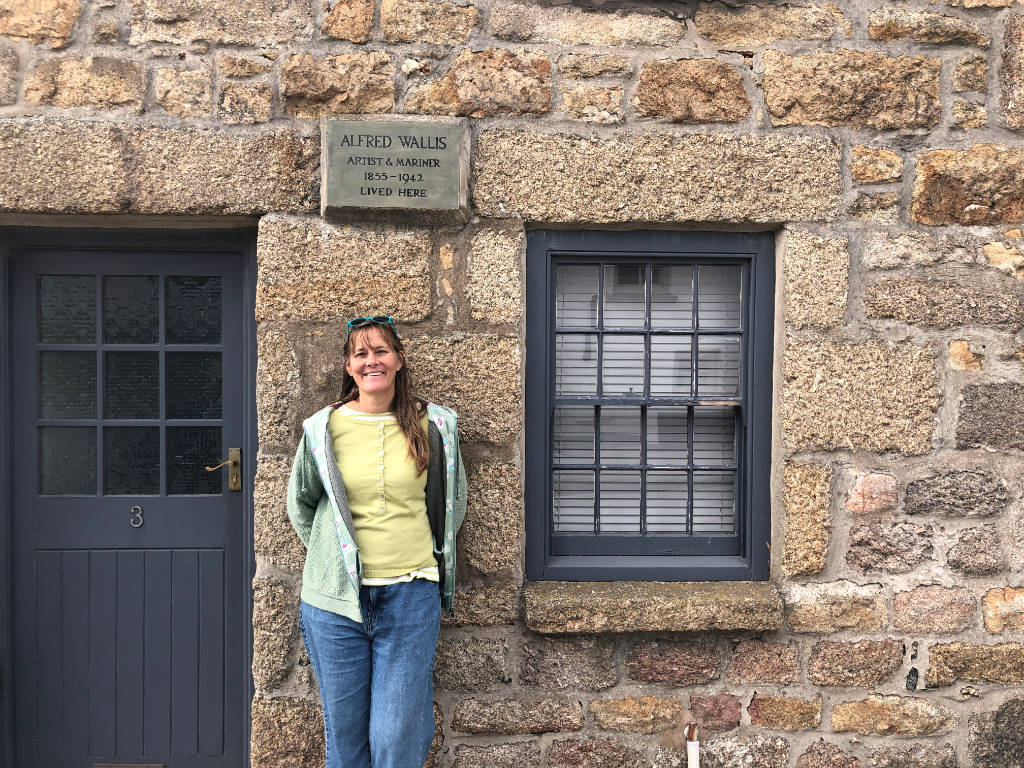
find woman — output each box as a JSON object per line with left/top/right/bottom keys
{"left": 287, "top": 315, "right": 466, "bottom": 768}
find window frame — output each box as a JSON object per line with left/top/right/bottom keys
{"left": 525, "top": 229, "right": 775, "bottom": 582}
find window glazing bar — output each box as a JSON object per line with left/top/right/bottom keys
{"left": 593, "top": 403, "right": 601, "bottom": 534}
{"left": 687, "top": 403, "right": 695, "bottom": 535}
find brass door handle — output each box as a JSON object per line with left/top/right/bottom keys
{"left": 205, "top": 448, "right": 242, "bottom": 491}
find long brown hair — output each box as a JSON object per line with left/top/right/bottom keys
{"left": 340, "top": 324, "right": 430, "bottom": 475}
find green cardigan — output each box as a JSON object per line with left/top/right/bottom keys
{"left": 287, "top": 401, "right": 467, "bottom": 621}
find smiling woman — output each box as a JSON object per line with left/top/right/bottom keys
{"left": 286, "top": 315, "right": 466, "bottom": 768}
{"left": 345, "top": 324, "right": 404, "bottom": 406}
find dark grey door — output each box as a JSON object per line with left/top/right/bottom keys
{"left": 9, "top": 234, "right": 251, "bottom": 768}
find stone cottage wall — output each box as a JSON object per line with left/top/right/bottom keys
{"left": 2, "top": 0, "right": 1024, "bottom": 766}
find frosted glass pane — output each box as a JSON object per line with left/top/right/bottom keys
{"left": 650, "top": 335, "right": 691, "bottom": 397}
{"left": 166, "top": 276, "right": 221, "bottom": 344}
{"left": 603, "top": 264, "right": 645, "bottom": 328}
{"left": 104, "top": 427, "right": 160, "bottom": 495}
{"left": 600, "top": 407, "right": 640, "bottom": 464}
{"left": 553, "top": 470, "right": 594, "bottom": 533}
{"left": 651, "top": 265, "right": 693, "bottom": 329}
{"left": 167, "top": 427, "right": 221, "bottom": 494}
{"left": 647, "top": 407, "right": 687, "bottom": 466}
{"left": 553, "top": 407, "right": 594, "bottom": 464}
{"left": 693, "top": 471, "right": 736, "bottom": 534}
{"left": 697, "top": 336, "right": 741, "bottom": 398}
{"left": 555, "top": 334, "right": 597, "bottom": 395}
{"left": 602, "top": 334, "right": 644, "bottom": 396}
{"left": 693, "top": 407, "right": 736, "bottom": 466}
{"left": 104, "top": 352, "right": 159, "bottom": 419}
{"left": 103, "top": 276, "right": 158, "bottom": 343}
{"left": 600, "top": 471, "right": 640, "bottom": 532}
{"left": 698, "top": 265, "right": 741, "bottom": 329}
{"left": 166, "top": 352, "right": 221, "bottom": 419}
{"left": 38, "top": 275, "right": 95, "bottom": 343}
{"left": 647, "top": 471, "right": 687, "bottom": 533}
{"left": 40, "top": 427, "right": 96, "bottom": 495}
{"left": 556, "top": 265, "right": 598, "bottom": 328}
{"left": 40, "top": 352, "right": 97, "bottom": 418}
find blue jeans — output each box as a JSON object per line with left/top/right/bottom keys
{"left": 300, "top": 579, "right": 441, "bottom": 768}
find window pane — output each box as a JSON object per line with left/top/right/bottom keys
{"left": 698, "top": 265, "right": 741, "bottom": 329}
{"left": 40, "top": 427, "right": 96, "bottom": 495}
{"left": 167, "top": 427, "right": 221, "bottom": 495}
{"left": 693, "top": 407, "right": 736, "bottom": 466}
{"left": 104, "top": 352, "right": 160, "bottom": 419}
{"left": 104, "top": 427, "right": 160, "bottom": 495}
{"left": 166, "top": 276, "right": 222, "bottom": 344}
{"left": 693, "top": 471, "right": 736, "bottom": 534}
{"left": 600, "top": 470, "right": 640, "bottom": 532}
{"left": 555, "top": 334, "right": 597, "bottom": 395}
{"left": 697, "top": 336, "right": 741, "bottom": 398}
{"left": 651, "top": 265, "right": 693, "bottom": 328}
{"left": 39, "top": 275, "right": 95, "bottom": 343}
{"left": 166, "top": 352, "right": 222, "bottom": 419}
{"left": 647, "top": 470, "right": 687, "bottom": 533}
{"left": 40, "top": 351, "right": 97, "bottom": 418}
{"left": 603, "top": 264, "right": 645, "bottom": 328}
{"left": 553, "top": 470, "right": 594, "bottom": 532}
{"left": 103, "top": 276, "right": 159, "bottom": 343}
{"left": 602, "top": 334, "right": 644, "bottom": 396}
{"left": 600, "top": 407, "right": 641, "bottom": 464}
{"left": 650, "top": 335, "right": 691, "bottom": 397}
{"left": 647, "top": 407, "right": 687, "bottom": 466}
{"left": 556, "top": 265, "right": 598, "bottom": 328}
{"left": 553, "top": 406, "right": 594, "bottom": 464}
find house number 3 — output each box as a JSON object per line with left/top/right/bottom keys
{"left": 129, "top": 505, "right": 144, "bottom": 528}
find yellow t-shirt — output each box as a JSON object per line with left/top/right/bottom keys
{"left": 328, "top": 405, "right": 435, "bottom": 579}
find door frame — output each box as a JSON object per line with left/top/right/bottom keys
{"left": 0, "top": 226, "right": 259, "bottom": 767}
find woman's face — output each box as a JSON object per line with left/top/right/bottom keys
{"left": 345, "top": 327, "right": 402, "bottom": 400}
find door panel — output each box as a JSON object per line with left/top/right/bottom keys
{"left": 10, "top": 240, "right": 249, "bottom": 768}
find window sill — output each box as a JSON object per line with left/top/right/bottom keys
{"left": 524, "top": 580, "right": 783, "bottom": 634}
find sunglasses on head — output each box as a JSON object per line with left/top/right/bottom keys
{"left": 346, "top": 315, "right": 398, "bottom": 340}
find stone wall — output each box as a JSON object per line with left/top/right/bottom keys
{"left": 2, "top": 0, "right": 1024, "bottom": 766}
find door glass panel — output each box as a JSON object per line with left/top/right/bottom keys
{"left": 104, "top": 352, "right": 160, "bottom": 419}
{"left": 40, "top": 427, "right": 96, "bottom": 495}
{"left": 39, "top": 352, "right": 97, "bottom": 418}
{"left": 166, "top": 352, "right": 221, "bottom": 419}
{"left": 167, "top": 427, "right": 221, "bottom": 495}
{"left": 38, "top": 275, "right": 96, "bottom": 343}
{"left": 104, "top": 427, "right": 160, "bottom": 495}
{"left": 166, "top": 276, "right": 222, "bottom": 344}
{"left": 103, "top": 276, "right": 159, "bottom": 344}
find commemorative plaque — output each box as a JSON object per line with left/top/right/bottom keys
{"left": 322, "top": 117, "right": 468, "bottom": 219}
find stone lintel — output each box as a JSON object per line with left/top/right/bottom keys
{"left": 0, "top": 116, "right": 317, "bottom": 216}
{"left": 473, "top": 129, "right": 840, "bottom": 223}
{"left": 524, "top": 581, "right": 783, "bottom": 634}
